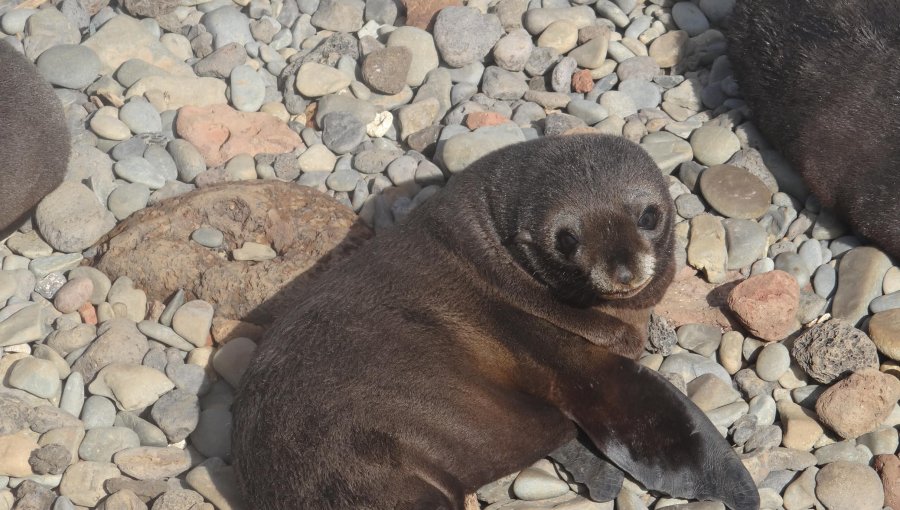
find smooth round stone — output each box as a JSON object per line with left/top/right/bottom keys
{"left": 675, "top": 193, "right": 704, "bottom": 219}
{"left": 297, "top": 144, "right": 337, "bottom": 173}
{"left": 386, "top": 26, "right": 439, "bottom": 87}
{"left": 755, "top": 342, "right": 790, "bottom": 382}
{"left": 191, "top": 227, "right": 224, "bottom": 248}
{"left": 676, "top": 323, "right": 721, "bottom": 357}
{"left": 512, "top": 467, "right": 570, "bottom": 501}
{"left": 172, "top": 300, "right": 214, "bottom": 348}
{"left": 114, "top": 157, "right": 166, "bottom": 189}
{"left": 566, "top": 98, "right": 608, "bottom": 124}
{"left": 107, "top": 183, "right": 151, "bottom": 220}
{"left": 89, "top": 364, "right": 175, "bottom": 412}
{"left": 2, "top": 9, "right": 35, "bottom": 34}
{"left": 748, "top": 394, "right": 777, "bottom": 426}
{"left": 224, "top": 154, "right": 257, "bottom": 181}
{"left": 144, "top": 145, "right": 178, "bottom": 180}
{"left": 537, "top": 19, "right": 578, "bottom": 54}
{"left": 168, "top": 140, "right": 206, "bottom": 183}
{"left": 53, "top": 277, "right": 93, "bottom": 314}
{"left": 599, "top": 90, "right": 637, "bottom": 118}
{"left": 202, "top": 6, "right": 253, "bottom": 49}
{"left": 869, "top": 309, "right": 900, "bottom": 360}
{"left": 78, "top": 427, "right": 140, "bottom": 462}
{"left": 493, "top": 29, "right": 534, "bottom": 72}
{"left": 870, "top": 291, "right": 900, "bottom": 314}
{"left": 815, "top": 461, "right": 884, "bottom": 510}
{"left": 8, "top": 357, "right": 60, "bottom": 398}
{"left": 774, "top": 252, "right": 812, "bottom": 288}
{"left": 617, "top": 79, "right": 661, "bottom": 111}
{"left": 617, "top": 55, "right": 660, "bottom": 81}
{"left": 151, "top": 389, "right": 200, "bottom": 443}
{"left": 649, "top": 30, "right": 689, "bottom": 68}
{"left": 386, "top": 156, "right": 416, "bottom": 186}
{"left": 81, "top": 396, "right": 117, "bottom": 429}
{"left": 60, "top": 372, "right": 85, "bottom": 417}
{"left": 813, "top": 264, "right": 836, "bottom": 298}
{"left": 321, "top": 112, "right": 366, "bottom": 155}
{"left": 90, "top": 115, "right": 131, "bottom": 141}
{"left": 36, "top": 44, "right": 100, "bottom": 89}
{"left": 230, "top": 65, "right": 265, "bottom": 112}
{"left": 723, "top": 218, "right": 767, "bottom": 270}
{"left": 433, "top": 6, "right": 503, "bottom": 68}
{"left": 699, "top": 165, "right": 772, "bottom": 219}
{"left": 295, "top": 62, "right": 352, "bottom": 97}
{"left": 640, "top": 131, "right": 693, "bottom": 173}
{"left": 326, "top": 169, "right": 362, "bottom": 192}
{"left": 672, "top": 1, "right": 710, "bottom": 36}
{"left": 362, "top": 46, "right": 412, "bottom": 94}
{"left": 119, "top": 100, "right": 162, "bottom": 134}
{"left": 691, "top": 126, "right": 741, "bottom": 166}
{"left": 699, "top": 0, "right": 736, "bottom": 24}
{"left": 883, "top": 266, "right": 900, "bottom": 294}
{"left": 857, "top": 428, "right": 900, "bottom": 455}
{"left": 481, "top": 66, "right": 528, "bottom": 100}
{"left": 798, "top": 239, "right": 823, "bottom": 273}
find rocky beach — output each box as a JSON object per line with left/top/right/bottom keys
{"left": 0, "top": 0, "right": 897, "bottom": 508}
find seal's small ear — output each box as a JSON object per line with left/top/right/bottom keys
{"left": 555, "top": 353, "right": 760, "bottom": 510}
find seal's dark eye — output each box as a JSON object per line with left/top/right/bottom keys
{"left": 556, "top": 230, "right": 579, "bottom": 256}
{"left": 638, "top": 206, "right": 659, "bottom": 230}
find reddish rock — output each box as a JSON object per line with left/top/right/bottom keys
{"left": 815, "top": 368, "right": 900, "bottom": 439}
{"left": 655, "top": 268, "right": 743, "bottom": 330}
{"left": 92, "top": 181, "right": 372, "bottom": 323}
{"left": 401, "top": 0, "right": 463, "bottom": 29}
{"left": 874, "top": 454, "right": 900, "bottom": 510}
{"left": 78, "top": 303, "right": 97, "bottom": 325}
{"left": 175, "top": 105, "right": 304, "bottom": 167}
{"left": 571, "top": 69, "right": 594, "bottom": 93}
{"left": 465, "top": 111, "right": 511, "bottom": 129}
{"left": 727, "top": 270, "right": 800, "bottom": 341}
{"left": 53, "top": 277, "right": 94, "bottom": 314}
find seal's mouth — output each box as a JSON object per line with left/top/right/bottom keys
{"left": 597, "top": 276, "right": 651, "bottom": 300}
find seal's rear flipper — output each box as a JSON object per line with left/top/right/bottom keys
{"left": 558, "top": 353, "right": 760, "bottom": 510}
{"left": 548, "top": 433, "right": 624, "bottom": 502}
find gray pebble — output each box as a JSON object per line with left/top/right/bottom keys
{"left": 774, "top": 252, "right": 811, "bottom": 288}
{"left": 119, "top": 100, "right": 162, "bottom": 134}
{"left": 191, "top": 227, "right": 224, "bottom": 248}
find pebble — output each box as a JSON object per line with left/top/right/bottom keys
{"left": 59, "top": 461, "right": 121, "bottom": 507}
{"left": 232, "top": 241, "right": 277, "bottom": 261}
{"left": 185, "top": 458, "right": 244, "bottom": 510}
{"left": 78, "top": 426, "right": 140, "bottom": 462}
{"left": 755, "top": 342, "right": 790, "bottom": 382}
{"left": 512, "top": 467, "right": 571, "bottom": 501}
{"left": 815, "top": 368, "right": 900, "bottom": 439}
{"left": 202, "top": 6, "right": 253, "bottom": 49}
{"left": 676, "top": 323, "right": 721, "bottom": 357}
{"left": 433, "top": 7, "right": 502, "bottom": 68}
{"left": 649, "top": 30, "right": 688, "bottom": 68}
{"left": 114, "top": 446, "right": 192, "bottom": 480}
{"left": 8, "top": 357, "right": 60, "bottom": 399}
{"left": 171, "top": 300, "right": 214, "bottom": 348}
{"left": 386, "top": 26, "right": 439, "bottom": 87}
{"left": 815, "top": 461, "right": 884, "bottom": 510}
{"left": 792, "top": 319, "right": 880, "bottom": 384}
{"left": 119, "top": 100, "right": 162, "bottom": 134}
{"left": 672, "top": 1, "right": 710, "bottom": 36}
{"left": 700, "top": 165, "right": 772, "bottom": 220}
{"left": 212, "top": 337, "right": 257, "bottom": 388}
{"left": 81, "top": 396, "right": 117, "bottom": 430}
{"left": 53, "top": 277, "right": 93, "bottom": 314}
{"left": 691, "top": 126, "right": 741, "bottom": 166}
{"left": 295, "top": 62, "right": 352, "bottom": 97}
{"left": 89, "top": 364, "right": 174, "bottom": 411}
{"left": 833, "top": 247, "right": 892, "bottom": 325}
{"left": 230, "top": 65, "right": 265, "bottom": 112}
{"left": 35, "top": 44, "right": 100, "bottom": 90}
{"left": 362, "top": 46, "right": 412, "bottom": 94}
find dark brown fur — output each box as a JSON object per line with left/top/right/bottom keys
{"left": 727, "top": 0, "right": 900, "bottom": 258}
{"left": 233, "top": 135, "right": 759, "bottom": 510}
{"left": 0, "top": 41, "right": 69, "bottom": 239}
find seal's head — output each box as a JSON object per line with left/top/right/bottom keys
{"left": 481, "top": 135, "right": 675, "bottom": 309}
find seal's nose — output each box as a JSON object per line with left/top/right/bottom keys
{"left": 614, "top": 266, "right": 634, "bottom": 285}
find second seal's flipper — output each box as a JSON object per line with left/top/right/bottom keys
{"left": 548, "top": 433, "right": 624, "bottom": 502}
{"left": 556, "top": 352, "right": 760, "bottom": 510}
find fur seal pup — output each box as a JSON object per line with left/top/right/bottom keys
{"left": 727, "top": 0, "right": 900, "bottom": 258}
{"left": 233, "top": 135, "right": 760, "bottom": 510}
{"left": 0, "top": 40, "right": 70, "bottom": 240}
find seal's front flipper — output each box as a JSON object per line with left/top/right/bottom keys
{"left": 558, "top": 353, "right": 760, "bottom": 510}
{"left": 548, "top": 433, "right": 624, "bottom": 502}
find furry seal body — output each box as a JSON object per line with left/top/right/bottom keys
{"left": 233, "top": 135, "right": 759, "bottom": 510}
{"left": 0, "top": 41, "right": 69, "bottom": 240}
{"left": 727, "top": 0, "right": 900, "bottom": 258}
